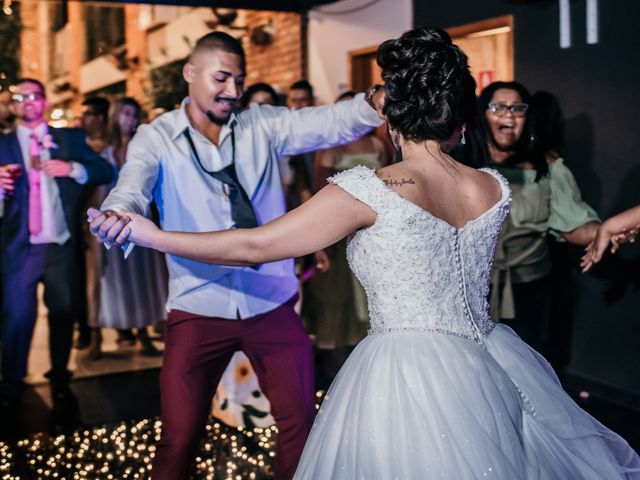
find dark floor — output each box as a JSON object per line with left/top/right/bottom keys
{"left": 0, "top": 368, "right": 638, "bottom": 478}
{"left": 0, "top": 369, "right": 162, "bottom": 442}
{"left": 0, "top": 368, "right": 280, "bottom": 479}
{"left": 568, "top": 388, "right": 640, "bottom": 452}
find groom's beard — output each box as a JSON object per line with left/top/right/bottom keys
{"left": 206, "top": 109, "right": 230, "bottom": 126}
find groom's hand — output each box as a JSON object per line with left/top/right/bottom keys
{"left": 88, "top": 208, "right": 130, "bottom": 246}
{"left": 365, "top": 84, "right": 385, "bottom": 118}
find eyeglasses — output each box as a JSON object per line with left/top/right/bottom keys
{"left": 487, "top": 102, "right": 529, "bottom": 117}
{"left": 11, "top": 93, "right": 45, "bottom": 103}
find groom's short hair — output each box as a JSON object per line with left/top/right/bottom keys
{"left": 191, "top": 31, "right": 245, "bottom": 68}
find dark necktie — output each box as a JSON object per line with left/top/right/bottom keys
{"left": 184, "top": 128, "right": 259, "bottom": 229}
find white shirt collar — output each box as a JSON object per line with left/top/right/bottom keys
{"left": 17, "top": 121, "right": 48, "bottom": 140}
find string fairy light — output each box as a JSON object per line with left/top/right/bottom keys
{"left": 2, "top": 0, "right": 12, "bottom": 16}
{"left": 3, "top": 419, "right": 277, "bottom": 478}
{"left": 0, "top": 392, "right": 328, "bottom": 478}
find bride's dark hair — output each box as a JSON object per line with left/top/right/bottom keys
{"left": 377, "top": 27, "right": 476, "bottom": 145}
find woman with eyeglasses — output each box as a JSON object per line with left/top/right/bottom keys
{"left": 478, "top": 81, "right": 600, "bottom": 353}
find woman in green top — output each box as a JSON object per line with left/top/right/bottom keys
{"left": 478, "top": 82, "right": 600, "bottom": 352}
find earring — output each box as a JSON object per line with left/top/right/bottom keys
{"left": 461, "top": 131, "right": 466, "bottom": 145}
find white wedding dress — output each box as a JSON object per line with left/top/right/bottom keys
{"left": 294, "top": 166, "right": 640, "bottom": 479}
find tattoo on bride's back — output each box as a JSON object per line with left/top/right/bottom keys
{"left": 383, "top": 178, "right": 415, "bottom": 187}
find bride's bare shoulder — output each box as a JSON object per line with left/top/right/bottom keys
{"left": 464, "top": 167, "right": 503, "bottom": 204}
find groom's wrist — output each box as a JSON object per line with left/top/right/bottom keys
{"left": 364, "top": 85, "right": 380, "bottom": 110}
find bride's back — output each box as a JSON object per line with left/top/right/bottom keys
{"left": 330, "top": 164, "right": 510, "bottom": 345}
{"left": 375, "top": 156, "right": 502, "bottom": 230}
{"left": 337, "top": 27, "right": 514, "bottom": 342}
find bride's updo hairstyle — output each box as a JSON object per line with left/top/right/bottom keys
{"left": 377, "top": 27, "right": 476, "bottom": 144}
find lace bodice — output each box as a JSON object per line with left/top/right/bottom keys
{"left": 330, "top": 166, "right": 511, "bottom": 345}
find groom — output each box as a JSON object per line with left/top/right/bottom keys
{"left": 89, "top": 31, "right": 382, "bottom": 479}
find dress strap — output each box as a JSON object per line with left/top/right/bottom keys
{"left": 328, "top": 165, "right": 387, "bottom": 214}
{"left": 480, "top": 167, "right": 512, "bottom": 208}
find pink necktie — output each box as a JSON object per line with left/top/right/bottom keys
{"left": 28, "top": 133, "right": 42, "bottom": 235}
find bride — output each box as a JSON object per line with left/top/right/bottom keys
{"left": 90, "top": 27, "right": 639, "bottom": 479}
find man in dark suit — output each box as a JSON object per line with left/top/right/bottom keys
{"left": 0, "top": 78, "right": 114, "bottom": 401}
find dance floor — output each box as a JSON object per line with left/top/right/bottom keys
{"left": 1, "top": 368, "right": 639, "bottom": 479}
{"left": 1, "top": 418, "right": 277, "bottom": 479}
{"left": 0, "top": 368, "right": 309, "bottom": 479}
{"left": 0, "top": 367, "right": 331, "bottom": 479}
{"left": 2, "top": 292, "right": 638, "bottom": 478}
{"left": 27, "top": 286, "right": 164, "bottom": 387}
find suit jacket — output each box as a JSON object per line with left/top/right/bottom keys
{"left": 0, "top": 127, "right": 114, "bottom": 273}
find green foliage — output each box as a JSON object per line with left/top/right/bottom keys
{"left": 149, "top": 59, "right": 188, "bottom": 110}
{"left": 83, "top": 5, "right": 125, "bottom": 62}
{"left": 146, "top": 35, "right": 192, "bottom": 110}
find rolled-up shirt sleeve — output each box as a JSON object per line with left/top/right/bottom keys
{"left": 269, "top": 93, "right": 383, "bottom": 157}
{"left": 101, "top": 124, "right": 161, "bottom": 215}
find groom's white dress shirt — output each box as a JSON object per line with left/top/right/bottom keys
{"left": 102, "top": 94, "right": 381, "bottom": 319}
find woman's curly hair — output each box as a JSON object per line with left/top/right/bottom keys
{"left": 377, "top": 27, "right": 475, "bottom": 144}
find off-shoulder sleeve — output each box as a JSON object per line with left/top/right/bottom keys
{"left": 548, "top": 158, "right": 600, "bottom": 233}
{"left": 328, "top": 165, "right": 386, "bottom": 214}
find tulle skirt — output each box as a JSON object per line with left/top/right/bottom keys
{"left": 294, "top": 324, "right": 640, "bottom": 479}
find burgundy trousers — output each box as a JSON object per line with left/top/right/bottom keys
{"left": 151, "top": 295, "right": 315, "bottom": 480}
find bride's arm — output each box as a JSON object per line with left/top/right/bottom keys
{"left": 94, "top": 185, "right": 376, "bottom": 266}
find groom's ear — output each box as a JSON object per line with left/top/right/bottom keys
{"left": 183, "top": 62, "right": 195, "bottom": 84}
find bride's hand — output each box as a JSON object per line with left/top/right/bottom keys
{"left": 580, "top": 225, "right": 611, "bottom": 272}
{"left": 113, "top": 211, "right": 160, "bottom": 249}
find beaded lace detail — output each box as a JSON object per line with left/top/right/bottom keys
{"left": 329, "top": 165, "right": 511, "bottom": 345}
